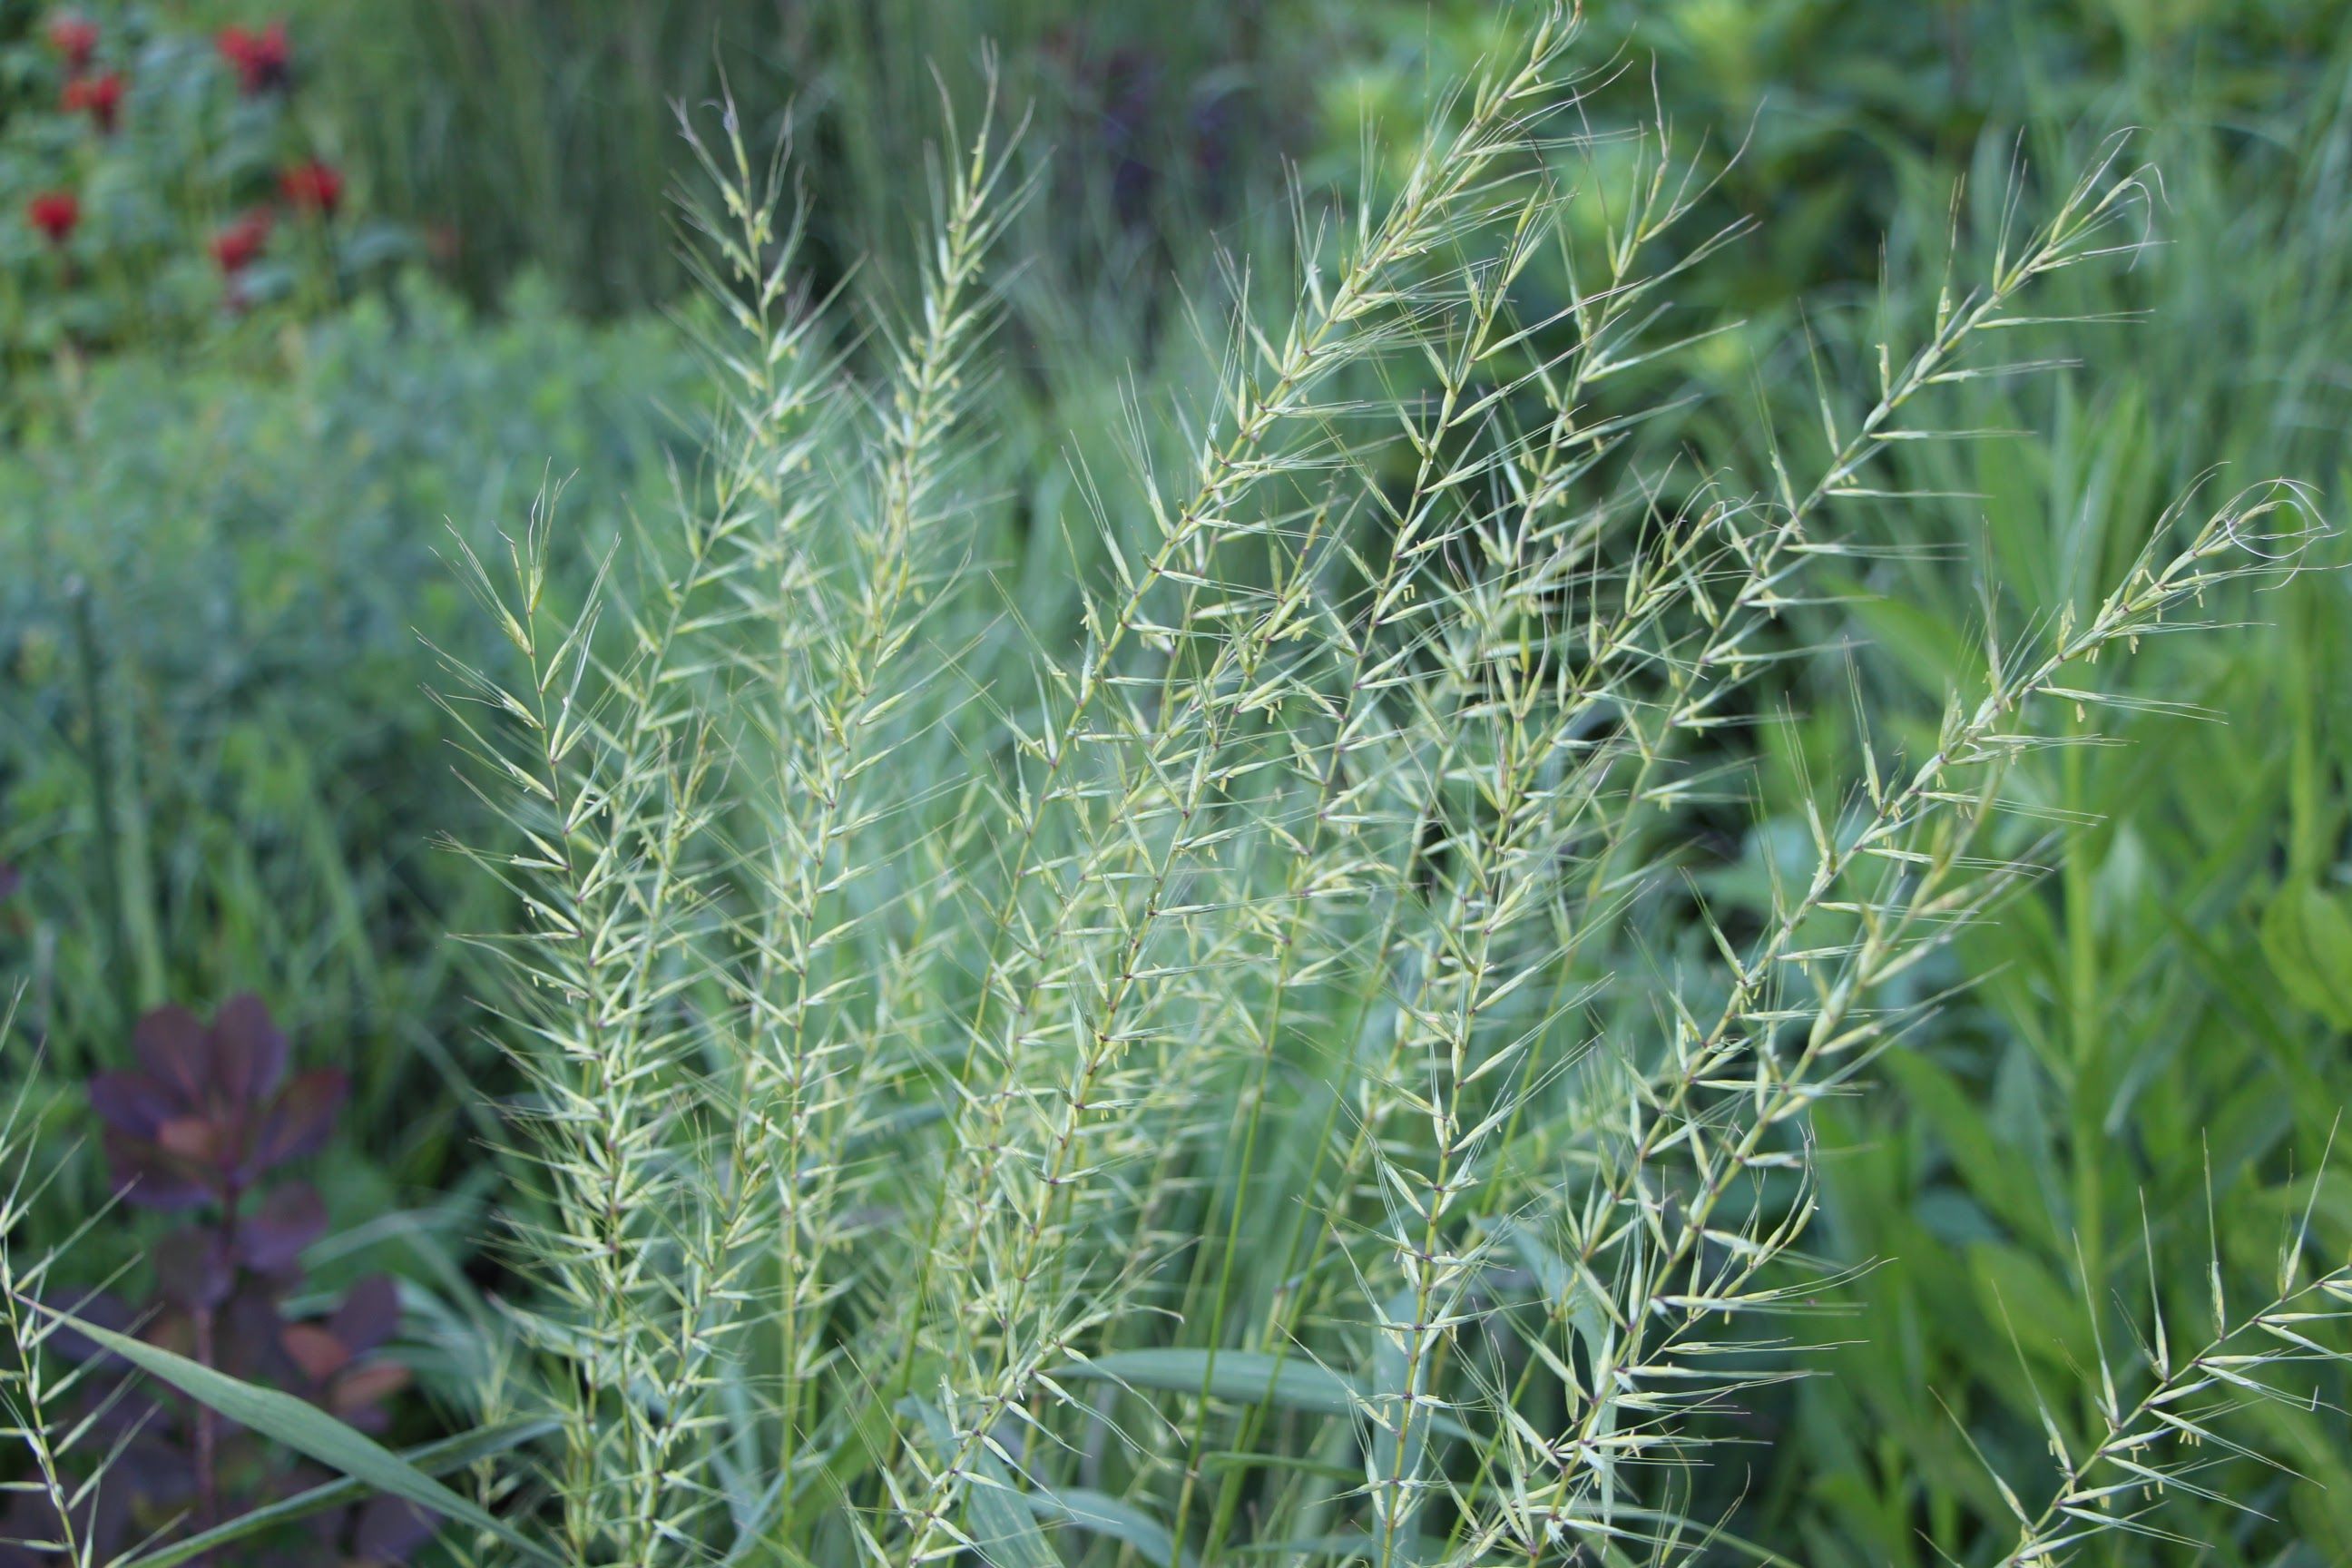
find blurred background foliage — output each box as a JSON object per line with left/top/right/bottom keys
{"left": 2, "top": 0, "right": 2349, "bottom": 1561}
{"left": 0, "top": 276, "right": 694, "bottom": 1227}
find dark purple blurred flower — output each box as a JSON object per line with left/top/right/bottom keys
{"left": 9, "top": 998, "right": 423, "bottom": 1568}
{"left": 90, "top": 995, "right": 346, "bottom": 1209}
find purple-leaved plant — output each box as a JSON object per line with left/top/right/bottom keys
{"left": 1, "top": 995, "right": 429, "bottom": 1566}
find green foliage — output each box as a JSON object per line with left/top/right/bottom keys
{"left": 3, "top": 3, "right": 2350, "bottom": 1566}
{"left": 1291, "top": 6, "right": 2352, "bottom": 1559}
{"left": 1620, "top": 24, "right": 2352, "bottom": 1562}
{"left": 0, "top": 274, "right": 698, "bottom": 1198}
{"left": 0, "top": 4, "right": 408, "bottom": 371}
{"left": 297, "top": 0, "right": 1317, "bottom": 315}
{"left": 156, "top": 10, "right": 2320, "bottom": 1564}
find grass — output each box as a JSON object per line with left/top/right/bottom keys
{"left": 4, "top": 3, "right": 2350, "bottom": 1566}
{"left": 423, "top": 23, "right": 2339, "bottom": 1553}
{"left": 1725, "top": 40, "right": 2352, "bottom": 1562}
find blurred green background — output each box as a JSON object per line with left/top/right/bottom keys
{"left": 2, "top": 1, "right": 2348, "bottom": 1562}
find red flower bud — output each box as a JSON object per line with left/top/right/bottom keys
{"left": 28, "top": 190, "right": 80, "bottom": 246}
{"left": 217, "top": 20, "right": 291, "bottom": 96}
{"left": 46, "top": 15, "right": 99, "bottom": 73}
{"left": 279, "top": 159, "right": 344, "bottom": 217}
{"left": 63, "top": 70, "right": 123, "bottom": 134}
{"left": 211, "top": 207, "right": 274, "bottom": 274}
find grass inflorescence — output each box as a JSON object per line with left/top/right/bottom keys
{"left": 5, "top": 5, "right": 2343, "bottom": 1566}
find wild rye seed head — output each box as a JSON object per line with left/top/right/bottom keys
{"left": 424, "top": 6, "right": 2329, "bottom": 1563}
{"left": 5, "top": 5, "right": 2337, "bottom": 1568}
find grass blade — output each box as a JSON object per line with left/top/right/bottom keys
{"left": 24, "top": 1300, "right": 561, "bottom": 1566}
{"left": 116, "top": 1418, "right": 559, "bottom": 1568}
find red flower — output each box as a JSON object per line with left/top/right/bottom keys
{"left": 46, "top": 14, "right": 99, "bottom": 73}
{"left": 279, "top": 159, "right": 344, "bottom": 217}
{"left": 211, "top": 207, "right": 273, "bottom": 274}
{"left": 27, "top": 190, "right": 79, "bottom": 246}
{"left": 63, "top": 70, "right": 123, "bottom": 134}
{"left": 216, "top": 20, "right": 290, "bottom": 95}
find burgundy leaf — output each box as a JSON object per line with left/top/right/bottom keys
{"left": 329, "top": 1272, "right": 402, "bottom": 1354}
{"left": 156, "top": 1115, "right": 229, "bottom": 1167}
{"left": 351, "top": 1494, "right": 436, "bottom": 1563}
{"left": 152, "top": 1230, "right": 234, "bottom": 1311}
{"left": 328, "top": 1361, "right": 410, "bottom": 1426}
{"left": 220, "top": 1280, "right": 298, "bottom": 1386}
{"left": 253, "top": 1069, "right": 347, "bottom": 1170}
{"left": 88, "top": 1070, "right": 178, "bottom": 1137}
{"left": 280, "top": 1321, "right": 351, "bottom": 1382}
{"left": 137, "top": 1306, "right": 197, "bottom": 1361}
{"left": 102, "top": 1127, "right": 211, "bottom": 1210}
{"left": 34, "top": 1287, "right": 135, "bottom": 1363}
{"left": 238, "top": 1182, "right": 327, "bottom": 1273}
{"left": 131, "top": 1004, "right": 211, "bottom": 1101}
{"left": 210, "top": 992, "right": 289, "bottom": 1106}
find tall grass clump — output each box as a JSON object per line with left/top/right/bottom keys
{"left": 7, "top": 5, "right": 2343, "bottom": 1565}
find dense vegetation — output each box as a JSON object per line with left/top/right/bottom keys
{"left": 3, "top": 3, "right": 2347, "bottom": 1565}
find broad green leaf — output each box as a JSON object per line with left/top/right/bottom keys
{"left": 1960, "top": 1241, "right": 2093, "bottom": 1384}
{"left": 1877, "top": 1051, "right": 2053, "bottom": 1246}
{"left": 1200, "top": 1450, "right": 1357, "bottom": 1484}
{"left": 1226, "top": 1534, "right": 1442, "bottom": 1560}
{"left": 2260, "top": 877, "right": 2352, "bottom": 1029}
{"left": 120, "top": 1419, "right": 557, "bottom": 1568}
{"left": 1492, "top": 1220, "right": 1612, "bottom": 1392}
{"left": 28, "top": 1301, "right": 561, "bottom": 1566}
{"left": 903, "top": 1398, "right": 1195, "bottom": 1567}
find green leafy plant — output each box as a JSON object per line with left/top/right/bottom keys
{"left": 6, "top": 5, "right": 2344, "bottom": 1566}
{"left": 0, "top": 5, "right": 407, "bottom": 375}
{"left": 0, "top": 275, "right": 697, "bottom": 1164}
{"left": 299, "top": 0, "right": 1315, "bottom": 316}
